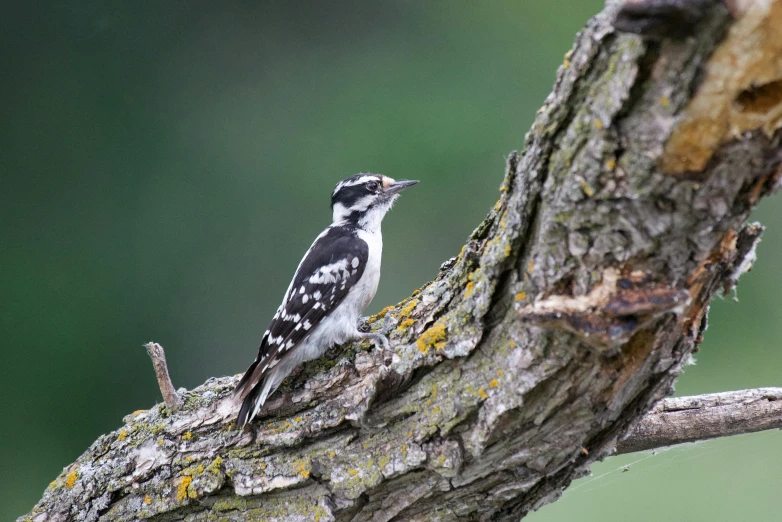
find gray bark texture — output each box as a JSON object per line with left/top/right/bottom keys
{"left": 21, "top": 0, "right": 782, "bottom": 521}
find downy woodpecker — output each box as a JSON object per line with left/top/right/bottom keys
{"left": 233, "top": 174, "right": 419, "bottom": 426}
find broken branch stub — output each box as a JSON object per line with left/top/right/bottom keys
{"left": 143, "top": 342, "right": 182, "bottom": 411}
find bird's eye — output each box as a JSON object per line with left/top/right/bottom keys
{"left": 366, "top": 181, "right": 380, "bottom": 192}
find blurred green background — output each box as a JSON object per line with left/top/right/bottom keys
{"left": 2, "top": 2, "right": 780, "bottom": 520}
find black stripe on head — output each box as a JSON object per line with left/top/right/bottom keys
{"left": 331, "top": 174, "right": 383, "bottom": 210}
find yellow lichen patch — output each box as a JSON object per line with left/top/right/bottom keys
{"left": 509, "top": 339, "right": 516, "bottom": 349}
{"left": 157, "top": 439, "right": 164, "bottom": 446}
{"left": 659, "top": 96, "right": 670, "bottom": 107}
{"left": 527, "top": 259, "right": 535, "bottom": 273}
{"left": 144, "top": 495, "right": 152, "bottom": 505}
{"left": 662, "top": 1, "right": 782, "bottom": 174}
{"left": 605, "top": 158, "right": 617, "bottom": 170}
{"left": 132, "top": 409, "right": 147, "bottom": 415}
{"left": 294, "top": 416, "right": 303, "bottom": 423}
{"left": 206, "top": 456, "right": 223, "bottom": 475}
{"left": 347, "top": 469, "right": 359, "bottom": 477}
{"left": 478, "top": 388, "right": 489, "bottom": 400}
{"left": 515, "top": 291, "right": 527, "bottom": 302}
{"left": 65, "top": 470, "right": 77, "bottom": 489}
{"left": 579, "top": 180, "right": 595, "bottom": 197}
{"left": 504, "top": 245, "right": 511, "bottom": 257}
{"left": 329, "top": 450, "right": 335, "bottom": 459}
{"left": 396, "top": 318, "right": 416, "bottom": 333}
{"left": 593, "top": 118, "right": 604, "bottom": 130}
{"left": 489, "top": 379, "right": 499, "bottom": 389}
{"left": 294, "top": 459, "right": 311, "bottom": 479}
{"left": 497, "top": 369, "right": 504, "bottom": 377}
{"left": 562, "top": 50, "right": 573, "bottom": 70}
{"left": 396, "top": 299, "right": 419, "bottom": 319}
{"left": 176, "top": 476, "right": 192, "bottom": 502}
{"left": 416, "top": 322, "right": 447, "bottom": 353}
{"left": 182, "top": 431, "right": 193, "bottom": 441}
{"left": 117, "top": 429, "right": 128, "bottom": 442}
{"left": 464, "top": 281, "right": 475, "bottom": 297}
{"left": 378, "top": 455, "right": 391, "bottom": 469}
{"left": 369, "top": 305, "right": 395, "bottom": 323}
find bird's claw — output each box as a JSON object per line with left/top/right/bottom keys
{"left": 361, "top": 332, "right": 393, "bottom": 365}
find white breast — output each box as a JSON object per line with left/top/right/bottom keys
{"left": 352, "top": 228, "right": 382, "bottom": 314}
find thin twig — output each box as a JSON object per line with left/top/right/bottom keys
{"left": 616, "top": 388, "right": 782, "bottom": 455}
{"left": 143, "top": 341, "right": 182, "bottom": 411}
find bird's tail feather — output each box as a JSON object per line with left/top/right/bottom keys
{"left": 237, "top": 393, "right": 254, "bottom": 428}
{"left": 236, "top": 367, "right": 281, "bottom": 427}
{"left": 235, "top": 359, "right": 261, "bottom": 427}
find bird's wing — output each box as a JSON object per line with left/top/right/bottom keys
{"left": 233, "top": 226, "right": 368, "bottom": 402}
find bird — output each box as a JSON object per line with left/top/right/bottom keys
{"left": 233, "top": 173, "right": 419, "bottom": 427}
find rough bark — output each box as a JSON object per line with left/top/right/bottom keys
{"left": 21, "top": 1, "right": 782, "bottom": 521}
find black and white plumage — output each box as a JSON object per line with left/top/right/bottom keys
{"left": 234, "top": 173, "right": 419, "bottom": 426}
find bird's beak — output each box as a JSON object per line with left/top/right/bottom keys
{"left": 384, "top": 179, "right": 420, "bottom": 195}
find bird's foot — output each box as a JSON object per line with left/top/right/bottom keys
{"left": 360, "top": 332, "right": 394, "bottom": 365}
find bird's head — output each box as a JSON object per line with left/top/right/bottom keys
{"left": 331, "top": 174, "right": 419, "bottom": 229}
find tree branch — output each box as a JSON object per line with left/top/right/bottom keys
{"left": 20, "top": 1, "right": 782, "bottom": 521}
{"left": 616, "top": 388, "right": 782, "bottom": 455}
{"left": 142, "top": 342, "right": 182, "bottom": 411}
